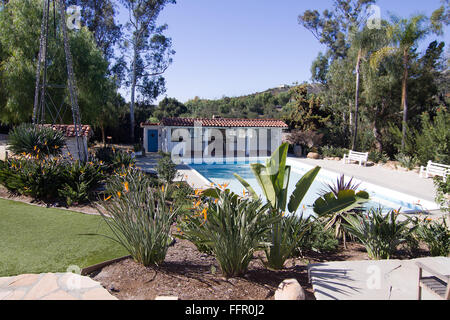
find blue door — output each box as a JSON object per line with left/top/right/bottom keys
{"left": 147, "top": 130, "right": 158, "bottom": 152}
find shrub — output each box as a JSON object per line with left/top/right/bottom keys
{"left": 320, "top": 146, "right": 348, "bottom": 158}
{"left": 414, "top": 110, "right": 449, "bottom": 166}
{"left": 415, "top": 217, "right": 450, "bottom": 257}
{"left": 8, "top": 124, "right": 65, "bottom": 157}
{"left": 344, "top": 208, "right": 411, "bottom": 260}
{"left": 395, "top": 153, "right": 418, "bottom": 170}
{"left": 58, "top": 160, "right": 105, "bottom": 206}
{"left": 0, "top": 158, "right": 65, "bottom": 199}
{"left": 0, "top": 157, "right": 105, "bottom": 204}
{"left": 300, "top": 219, "right": 339, "bottom": 254}
{"left": 156, "top": 154, "right": 178, "bottom": 185}
{"left": 98, "top": 169, "right": 180, "bottom": 266}
{"left": 434, "top": 177, "right": 449, "bottom": 214}
{"left": 287, "top": 130, "right": 324, "bottom": 150}
{"left": 94, "top": 146, "right": 136, "bottom": 172}
{"left": 368, "top": 150, "right": 389, "bottom": 164}
{"left": 180, "top": 188, "right": 278, "bottom": 277}
{"left": 277, "top": 213, "right": 314, "bottom": 259}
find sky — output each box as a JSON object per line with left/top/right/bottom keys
{"left": 118, "top": 0, "right": 449, "bottom": 103}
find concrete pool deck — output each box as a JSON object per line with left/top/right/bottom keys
{"left": 289, "top": 157, "right": 437, "bottom": 203}
{"left": 308, "top": 257, "right": 450, "bottom": 300}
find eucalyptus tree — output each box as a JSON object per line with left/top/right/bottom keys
{"left": 120, "top": 0, "right": 175, "bottom": 142}
{"left": 67, "top": 0, "right": 122, "bottom": 63}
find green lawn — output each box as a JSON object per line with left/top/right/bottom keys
{"left": 0, "top": 199, "right": 128, "bottom": 276}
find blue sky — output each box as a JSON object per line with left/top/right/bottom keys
{"left": 118, "top": 0, "right": 449, "bottom": 103}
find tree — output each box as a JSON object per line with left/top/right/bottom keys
{"left": 0, "top": 0, "right": 115, "bottom": 127}
{"left": 298, "top": 0, "right": 375, "bottom": 61}
{"left": 370, "top": 15, "right": 431, "bottom": 151}
{"left": 67, "top": 0, "right": 122, "bottom": 63}
{"left": 121, "top": 0, "right": 175, "bottom": 143}
{"left": 350, "top": 25, "right": 389, "bottom": 150}
{"left": 153, "top": 97, "right": 187, "bottom": 120}
{"left": 283, "top": 84, "right": 330, "bottom": 131}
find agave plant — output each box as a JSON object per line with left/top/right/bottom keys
{"left": 319, "top": 174, "right": 361, "bottom": 197}
{"left": 314, "top": 175, "right": 369, "bottom": 248}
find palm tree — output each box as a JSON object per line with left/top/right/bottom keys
{"left": 350, "top": 26, "right": 387, "bottom": 150}
{"left": 371, "top": 15, "right": 430, "bottom": 151}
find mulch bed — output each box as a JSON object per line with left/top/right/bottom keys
{"left": 90, "top": 238, "right": 372, "bottom": 301}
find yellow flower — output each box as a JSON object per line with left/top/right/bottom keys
{"left": 161, "top": 185, "right": 165, "bottom": 193}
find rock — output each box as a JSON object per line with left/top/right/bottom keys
{"left": 307, "top": 152, "right": 321, "bottom": 160}
{"left": 333, "top": 157, "right": 341, "bottom": 161}
{"left": 274, "top": 279, "right": 305, "bottom": 300}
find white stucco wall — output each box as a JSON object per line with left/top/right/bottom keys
{"left": 147, "top": 126, "right": 284, "bottom": 161}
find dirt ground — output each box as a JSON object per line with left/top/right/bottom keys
{"left": 90, "top": 237, "right": 373, "bottom": 301}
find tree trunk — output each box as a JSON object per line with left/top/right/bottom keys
{"left": 373, "top": 116, "right": 383, "bottom": 152}
{"left": 130, "top": 49, "right": 137, "bottom": 144}
{"left": 101, "top": 124, "right": 106, "bottom": 147}
{"left": 352, "top": 49, "right": 362, "bottom": 151}
{"left": 401, "top": 49, "right": 409, "bottom": 152}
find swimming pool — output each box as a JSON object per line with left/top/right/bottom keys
{"left": 188, "top": 158, "right": 438, "bottom": 216}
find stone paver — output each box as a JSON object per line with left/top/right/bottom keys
{"left": 308, "top": 257, "right": 450, "bottom": 300}
{"left": 0, "top": 273, "right": 117, "bottom": 300}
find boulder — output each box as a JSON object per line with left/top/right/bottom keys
{"left": 307, "top": 152, "right": 321, "bottom": 160}
{"left": 274, "top": 279, "right": 305, "bottom": 300}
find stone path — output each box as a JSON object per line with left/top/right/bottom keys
{"left": 0, "top": 273, "right": 117, "bottom": 300}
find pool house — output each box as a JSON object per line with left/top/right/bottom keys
{"left": 141, "top": 118, "right": 289, "bottom": 162}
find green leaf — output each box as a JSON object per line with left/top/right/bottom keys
{"left": 233, "top": 173, "right": 258, "bottom": 200}
{"left": 251, "top": 163, "right": 277, "bottom": 208}
{"left": 313, "top": 189, "right": 370, "bottom": 217}
{"left": 288, "top": 166, "right": 321, "bottom": 213}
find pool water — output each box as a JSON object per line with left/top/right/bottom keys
{"left": 189, "top": 160, "right": 432, "bottom": 216}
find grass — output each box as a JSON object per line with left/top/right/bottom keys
{"left": 0, "top": 199, "right": 128, "bottom": 276}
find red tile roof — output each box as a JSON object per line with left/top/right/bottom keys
{"left": 142, "top": 118, "right": 288, "bottom": 128}
{"left": 42, "top": 124, "right": 93, "bottom": 137}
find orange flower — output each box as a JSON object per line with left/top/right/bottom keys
{"left": 124, "top": 182, "right": 129, "bottom": 193}
{"left": 117, "top": 191, "right": 121, "bottom": 198}
{"left": 104, "top": 195, "right": 112, "bottom": 201}
{"left": 201, "top": 208, "right": 208, "bottom": 221}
